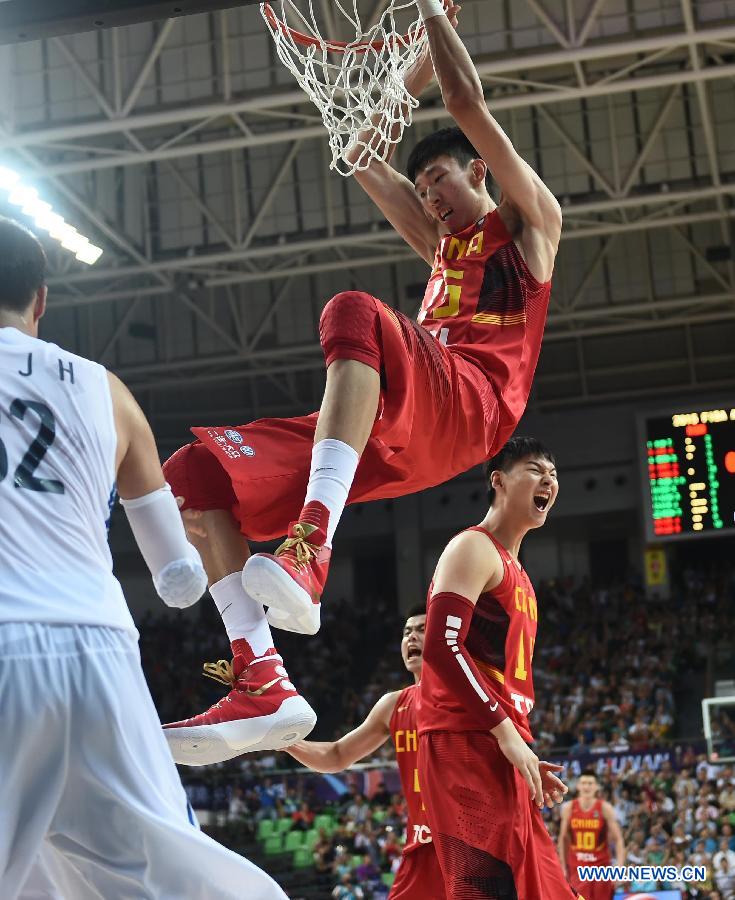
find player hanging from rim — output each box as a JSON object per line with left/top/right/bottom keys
{"left": 558, "top": 770, "right": 626, "bottom": 900}
{"left": 418, "top": 436, "right": 579, "bottom": 899}
{"left": 0, "top": 218, "right": 286, "bottom": 900}
{"left": 285, "top": 606, "right": 444, "bottom": 899}
{"left": 163, "top": 0, "right": 562, "bottom": 764}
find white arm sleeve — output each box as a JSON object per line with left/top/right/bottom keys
{"left": 120, "top": 483, "right": 207, "bottom": 609}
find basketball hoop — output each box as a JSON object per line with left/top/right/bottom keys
{"left": 260, "top": 1, "right": 429, "bottom": 176}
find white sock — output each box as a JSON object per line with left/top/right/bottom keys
{"left": 304, "top": 438, "right": 360, "bottom": 547}
{"left": 210, "top": 572, "right": 276, "bottom": 661}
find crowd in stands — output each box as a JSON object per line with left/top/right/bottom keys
{"left": 138, "top": 562, "right": 735, "bottom": 898}
{"left": 190, "top": 772, "right": 427, "bottom": 898}
{"left": 532, "top": 578, "right": 681, "bottom": 758}
{"left": 182, "top": 750, "right": 735, "bottom": 898}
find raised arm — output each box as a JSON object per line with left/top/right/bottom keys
{"left": 418, "top": 0, "right": 561, "bottom": 281}
{"left": 285, "top": 691, "right": 399, "bottom": 773}
{"left": 343, "top": 4, "right": 461, "bottom": 264}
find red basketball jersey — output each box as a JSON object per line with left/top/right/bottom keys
{"left": 389, "top": 684, "right": 433, "bottom": 854}
{"left": 568, "top": 798, "right": 611, "bottom": 867}
{"left": 418, "top": 527, "right": 537, "bottom": 742}
{"left": 418, "top": 210, "right": 551, "bottom": 424}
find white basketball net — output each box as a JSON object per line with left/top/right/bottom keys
{"left": 260, "top": 1, "right": 428, "bottom": 176}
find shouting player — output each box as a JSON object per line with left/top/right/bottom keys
{"left": 163, "top": 0, "right": 561, "bottom": 763}
{"left": 558, "top": 770, "right": 626, "bottom": 900}
{"left": 418, "top": 436, "right": 577, "bottom": 899}
{"left": 0, "top": 218, "right": 286, "bottom": 900}
{"left": 285, "top": 606, "right": 444, "bottom": 899}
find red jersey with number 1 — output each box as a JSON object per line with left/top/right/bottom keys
{"left": 417, "top": 210, "right": 551, "bottom": 445}
{"left": 389, "top": 684, "right": 432, "bottom": 854}
{"left": 568, "top": 798, "right": 611, "bottom": 868}
{"left": 418, "top": 527, "right": 537, "bottom": 742}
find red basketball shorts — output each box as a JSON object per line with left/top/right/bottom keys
{"left": 164, "top": 297, "right": 530, "bottom": 542}
{"left": 568, "top": 866, "right": 613, "bottom": 900}
{"left": 419, "top": 731, "right": 581, "bottom": 900}
{"left": 389, "top": 842, "right": 446, "bottom": 900}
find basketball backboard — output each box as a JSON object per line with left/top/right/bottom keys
{"left": 0, "top": 0, "right": 256, "bottom": 45}
{"left": 702, "top": 695, "right": 735, "bottom": 764}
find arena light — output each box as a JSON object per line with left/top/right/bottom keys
{"left": 0, "top": 166, "right": 19, "bottom": 190}
{"left": 35, "top": 211, "right": 66, "bottom": 234}
{"left": 0, "top": 164, "right": 103, "bottom": 265}
{"left": 7, "top": 184, "right": 39, "bottom": 210}
{"left": 75, "top": 244, "right": 103, "bottom": 265}
{"left": 59, "top": 228, "right": 89, "bottom": 254}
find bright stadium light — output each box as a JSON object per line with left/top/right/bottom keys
{"left": 0, "top": 166, "right": 19, "bottom": 190}
{"left": 0, "top": 164, "right": 104, "bottom": 266}
{"left": 60, "top": 230, "right": 89, "bottom": 254}
{"left": 8, "top": 184, "right": 39, "bottom": 209}
{"left": 76, "top": 244, "right": 103, "bottom": 265}
{"left": 24, "top": 199, "right": 52, "bottom": 220}
{"left": 47, "top": 219, "right": 77, "bottom": 241}
{"left": 34, "top": 210, "right": 65, "bottom": 233}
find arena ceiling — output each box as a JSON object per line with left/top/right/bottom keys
{"left": 0, "top": 0, "right": 734, "bottom": 446}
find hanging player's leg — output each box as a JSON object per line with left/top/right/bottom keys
{"left": 163, "top": 507, "right": 316, "bottom": 765}
{"left": 165, "top": 284, "right": 509, "bottom": 617}
{"left": 242, "top": 355, "right": 379, "bottom": 636}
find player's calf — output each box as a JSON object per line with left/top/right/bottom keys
{"left": 243, "top": 293, "right": 389, "bottom": 626}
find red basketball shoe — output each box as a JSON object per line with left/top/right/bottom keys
{"left": 242, "top": 501, "right": 331, "bottom": 635}
{"left": 163, "top": 655, "right": 316, "bottom": 766}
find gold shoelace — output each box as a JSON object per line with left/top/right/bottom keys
{"left": 275, "top": 522, "right": 319, "bottom": 565}
{"left": 203, "top": 659, "right": 235, "bottom": 687}
{"left": 201, "top": 658, "right": 282, "bottom": 700}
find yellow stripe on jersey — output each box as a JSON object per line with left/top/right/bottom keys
{"left": 471, "top": 312, "right": 527, "bottom": 325}
{"left": 473, "top": 659, "right": 505, "bottom": 684}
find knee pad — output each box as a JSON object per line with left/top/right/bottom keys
{"left": 319, "top": 291, "right": 383, "bottom": 371}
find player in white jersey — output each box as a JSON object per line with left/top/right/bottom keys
{"left": 0, "top": 217, "right": 287, "bottom": 900}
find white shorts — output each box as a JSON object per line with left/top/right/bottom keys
{"left": 19, "top": 847, "right": 97, "bottom": 900}
{"left": 0, "top": 622, "right": 287, "bottom": 900}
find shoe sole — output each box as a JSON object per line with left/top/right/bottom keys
{"left": 164, "top": 695, "right": 317, "bottom": 767}
{"left": 243, "top": 556, "right": 321, "bottom": 635}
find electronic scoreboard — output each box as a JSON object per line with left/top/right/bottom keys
{"left": 640, "top": 406, "right": 735, "bottom": 541}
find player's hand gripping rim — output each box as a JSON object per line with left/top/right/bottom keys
{"left": 444, "top": 2, "right": 461, "bottom": 27}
